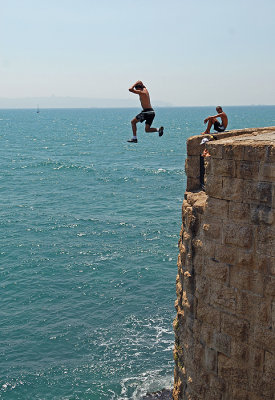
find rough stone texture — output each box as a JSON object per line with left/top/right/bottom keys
{"left": 174, "top": 127, "right": 275, "bottom": 399}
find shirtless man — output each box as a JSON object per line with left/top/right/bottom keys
{"left": 128, "top": 80, "right": 164, "bottom": 143}
{"left": 201, "top": 106, "right": 228, "bottom": 135}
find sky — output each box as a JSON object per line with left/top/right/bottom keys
{"left": 1, "top": 0, "right": 275, "bottom": 107}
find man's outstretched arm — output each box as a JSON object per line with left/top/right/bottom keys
{"left": 129, "top": 81, "right": 143, "bottom": 94}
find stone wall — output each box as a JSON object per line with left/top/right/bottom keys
{"left": 173, "top": 128, "right": 275, "bottom": 400}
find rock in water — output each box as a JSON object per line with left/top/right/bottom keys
{"left": 141, "top": 389, "right": 173, "bottom": 400}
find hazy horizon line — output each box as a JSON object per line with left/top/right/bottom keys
{"left": 0, "top": 104, "right": 274, "bottom": 110}
{"left": 0, "top": 96, "right": 274, "bottom": 110}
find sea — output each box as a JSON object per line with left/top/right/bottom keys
{"left": 1, "top": 106, "right": 274, "bottom": 400}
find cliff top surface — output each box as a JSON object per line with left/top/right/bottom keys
{"left": 185, "top": 126, "right": 275, "bottom": 192}
{"left": 211, "top": 128, "right": 275, "bottom": 146}
{"left": 188, "top": 126, "right": 275, "bottom": 147}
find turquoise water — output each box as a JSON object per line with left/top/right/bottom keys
{"left": 1, "top": 106, "right": 274, "bottom": 400}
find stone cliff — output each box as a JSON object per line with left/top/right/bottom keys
{"left": 173, "top": 127, "right": 275, "bottom": 400}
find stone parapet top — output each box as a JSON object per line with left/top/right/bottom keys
{"left": 208, "top": 130, "right": 275, "bottom": 146}
{"left": 187, "top": 126, "right": 275, "bottom": 156}
{"left": 185, "top": 126, "right": 275, "bottom": 191}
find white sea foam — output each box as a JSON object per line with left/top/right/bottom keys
{"left": 118, "top": 370, "right": 173, "bottom": 400}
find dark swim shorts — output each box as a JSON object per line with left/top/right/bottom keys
{"left": 136, "top": 108, "right": 155, "bottom": 126}
{"left": 214, "top": 121, "right": 226, "bottom": 132}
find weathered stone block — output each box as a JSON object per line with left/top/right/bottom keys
{"left": 235, "top": 160, "right": 259, "bottom": 179}
{"left": 249, "top": 369, "right": 275, "bottom": 399}
{"left": 185, "top": 191, "right": 204, "bottom": 206}
{"left": 218, "top": 354, "right": 249, "bottom": 389}
{"left": 210, "top": 283, "right": 237, "bottom": 313}
{"left": 204, "top": 197, "right": 229, "bottom": 219}
{"left": 262, "top": 255, "right": 275, "bottom": 276}
{"left": 235, "top": 251, "right": 273, "bottom": 275}
{"left": 195, "top": 274, "right": 209, "bottom": 298}
{"left": 204, "top": 347, "right": 217, "bottom": 374}
{"left": 243, "top": 144, "right": 267, "bottom": 162}
{"left": 228, "top": 201, "right": 250, "bottom": 221}
{"left": 264, "top": 350, "right": 275, "bottom": 378}
{"left": 250, "top": 204, "right": 274, "bottom": 225}
{"left": 202, "top": 222, "right": 222, "bottom": 241}
{"left": 204, "top": 260, "right": 229, "bottom": 285}
{"left": 222, "top": 177, "right": 244, "bottom": 202}
{"left": 220, "top": 313, "right": 250, "bottom": 341}
{"left": 235, "top": 290, "right": 265, "bottom": 321}
{"left": 235, "top": 249, "right": 254, "bottom": 268}
{"left": 200, "top": 322, "right": 215, "bottom": 348}
{"left": 230, "top": 340, "right": 249, "bottom": 364}
{"left": 199, "top": 239, "right": 216, "bottom": 258}
{"left": 185, "top": 383, "right": 205, "bottom": 400}
{"left": 186, "top": 176, "right": 201, "bottom": 192}
{"left": 193, "top": 341, "right": 205, "bottom": 367}
{"left": 205, "top": 175, "right": 223, "bottom": 198}
{"left": 187, "top": 136, "right": 204, "bottom": 156}
{"left": 214, "top": 332, "right": 231, "bottom": 357}
{"left": 264, "top": 275, "right": 275, "bottom": 296}
{"left": 249, "top": 347, "right": 265, "bottom": 371}
{"left": 259, "top": 162, "right": 275, "bottom": 180}
{"left": 257, "top": 181, "right": 273, "bottom": 204}
{"left": 230, "top": 266, "right": 264, "bottom": 295}
{"left": 206, "top": 142, "right": 223, "bottom": 159}
{"left": 243, "top": 180, "right": 273, "bottom": 204}
{"left": 223, "top": 223, "right": 253, "bottom": 248}
{"left": 192, "top": 196, "right": 208, "bottom": 214}
{"left": 257, "top": 298, "right": 272, "bottom": 327}
{"left": 265, "top": 144, "right": 275, "bottom": 163}
{"left": 255, "top": 226, "right": 275, "bottom": 257}
{"left": 196, "top": 300, "right": 221, "bottom": 327}
{"left": 207, "top": 375, "right": 225, "bottom": 399}
{"left": 203, "top": 388, "right": 223, "bottom": 400}
{"left": 214, "top": 244, "right": 236, "bottom": 264}
{"left": 230, "top": 388, "right": 263, "bottom": 400}
{"left": 222, "top": 144, "right": 245, "bottom": 160}
{"left": 209, "top": 158, "right": 235, "bottom": 177}
{"left": 252, "top": 326, "right": 275, "bottom": 353}
{"left": 185, "top": 156, "right": 200, "bottom": 179}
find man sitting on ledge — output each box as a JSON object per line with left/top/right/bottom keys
{"left": 201, "top": 106, "right": 228, "bottom": 135}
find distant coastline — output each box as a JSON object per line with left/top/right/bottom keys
{"left": 0, "top": 97, "right": 274, "bottom": 109}
{"left": 0, "top": 96, "right": 173, "bottom": 109}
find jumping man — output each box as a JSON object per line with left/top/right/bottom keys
{"left": 128, "top": 80, "right": 164, "bottom": 143}
{"left": 201, "top": 106, "right": 228, "bottom": 135}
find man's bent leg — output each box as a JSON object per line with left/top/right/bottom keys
{"left": 145, "top": 124, "right": 158, "bottom": 133}
{"left": 201, "top": 117, "right": 216, "bottom": 134}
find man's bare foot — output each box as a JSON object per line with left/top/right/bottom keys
{"left": 201, "top": 131, "right": 209, "bottom": 135}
